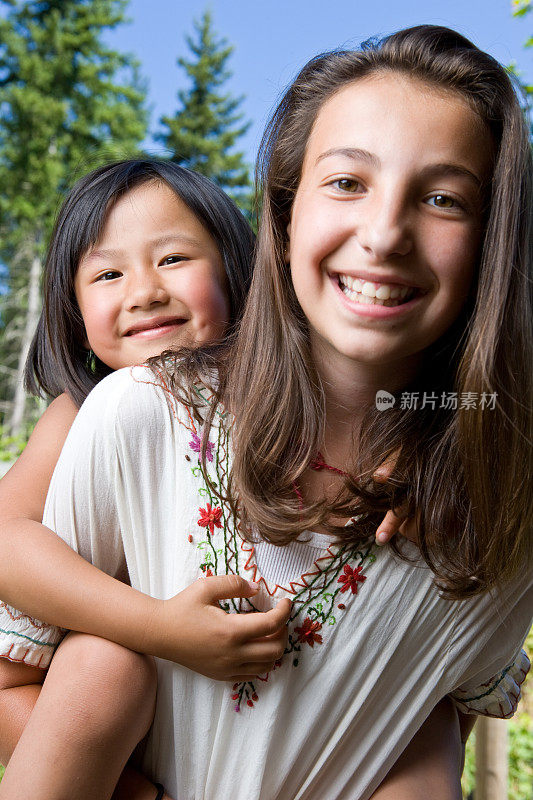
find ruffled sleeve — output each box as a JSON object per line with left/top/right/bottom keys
{"left": 450, "top": 648, "right": 530, "bottom": 718}
{"left": 0, "top": 601, "right": 65, "bottom": 669}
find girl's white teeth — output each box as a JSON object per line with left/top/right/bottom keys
{"left": 375, "top": 285, "right": 391, "bottom": 300}
{"left": 338, "top": 275, "right": 415, "bottom": 306}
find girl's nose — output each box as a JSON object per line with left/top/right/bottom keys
{"left": 126, "top": 269, "right": 170, "bottom": 310}
{"left": 357, "top": 193, "right": 413, "bottom": 261}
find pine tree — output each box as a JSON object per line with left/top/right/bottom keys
{"left": 0, "top": 0, "right": 148, "bottom": 438}
{"left": 157, "top": 10, "right": 252, "bottom": 212}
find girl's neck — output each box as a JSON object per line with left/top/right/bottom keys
{"left": 312, "top": 338, "right": 422, "bottom": 444}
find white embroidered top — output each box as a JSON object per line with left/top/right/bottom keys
{"left": 0, "top": 366, "right": 531, "bottom": 800}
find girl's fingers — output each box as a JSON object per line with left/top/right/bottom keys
{"left": 376, "top": 510, "right": 420, "bottom": 545}
{"left": 372, "top": 448, "right": 401, "bottom": 483}
{"left": 375, "top": 508, "right": 407, "bottom": 545}
{"left": 236, "top": 598, "right": 291, "bottom": 641}
{"left": 199, "top": 574, "right": 260, "bottom": 601}
{"left": 238, "top": 635, "right": 286, "bottom": 664}
{"left": 372, "top": 448, "right": 411, "bottom": 544}
{"left": 236, "top": 662, "right": 277, "bottom": 676}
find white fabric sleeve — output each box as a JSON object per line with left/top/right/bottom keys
{"left": 0, "top": 603, "right": 66, "bottom": 668}
{"left": 450, "top": 647, "right": 530, "bottom": 718}
{"left": 447, "top": 573, "right": 533, "bottom": 719}
{"left": 0, "top": 369, "right": 134, "bottom": 669}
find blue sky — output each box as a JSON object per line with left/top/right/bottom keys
{"left": 107, "top": 0, "right": 533, "bottom": 166}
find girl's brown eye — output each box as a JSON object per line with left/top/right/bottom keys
{"left": 428, "top": 194, "right": 457, "bottom": 209}
{"left": 96, "top": 270, "right": 121, "bottom": 282}
{"left": 336, "top": 178, "right": 362, "bottom": 193}
{"left": 161, "top": 255, "right": 186, "bottom": 266}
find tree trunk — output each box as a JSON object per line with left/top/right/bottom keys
{"left": 7, "top": 252, "right": 41, "bottom": 439}
{"left": 475, "top": 717, "right": 508, "bottom": 800}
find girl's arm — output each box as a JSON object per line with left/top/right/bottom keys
{"left": 0, "top": 394, "right": 76, "bottom": 764}
{"left": 0, "top": 385, "right": 289, "bottom": 676}
{"left": 0, "top": 392, "right": 78, "bottom": 523}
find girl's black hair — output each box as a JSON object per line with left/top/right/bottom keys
{"left": 24, "top": 159, "right": 255, "bottom": 407}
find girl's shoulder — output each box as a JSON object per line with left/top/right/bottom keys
{"left": 78, "top": 365, "right": 163, "bottom": 417}
{"left": 79, "top": 365, "right": 225, "bottom": 441}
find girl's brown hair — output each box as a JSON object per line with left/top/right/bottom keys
{"left": 168, "top": 25, "right": 533, "bottom": 598}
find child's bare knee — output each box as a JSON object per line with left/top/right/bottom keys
{"left": 54, "top": 631, "right": 154, "bottom": 683}
{"left": 46, "top": 632, "right": 156, "bottom": 743}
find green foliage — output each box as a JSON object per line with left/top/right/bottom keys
{"left": 0, "top": 399, "right": 40, "bottom": 458}
{"left": 512, "top": 0, "right": 533, "bottom": 100}
{"left": 462, "top": 728, "right": 475, "bottom": 798}
{"left": 157, "top": 9, "right": 252, "bottom": 213}
{"left": 0, "top": 423, "right": 27, "bottom": 460}
{"left": 462, "top": 627, "right": 533, "bottom": 798}
{"left": 0, "top": 0, "right": 148, "bottom": 239}
{"left": 513, "top": 0, "right": 532, "bottom": 19}
{"left": 509, "top": 713, "right": 533, "bottom": 800}
{"left": 461, "top": 718, "right": 533, "bottom": 800}
{"left": 0, "top": 0, "right": 148, "bottom": 429}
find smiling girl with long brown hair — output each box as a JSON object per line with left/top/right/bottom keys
{"left": 0, "top": 24, "right": 530, "bottom": 800}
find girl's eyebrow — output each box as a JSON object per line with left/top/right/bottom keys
{"left": 150, "top": 233, "right": 204, "bottom": 250}
{"left": 315, "top": 147, "right": 482, "bottom": 187}
{"left": 417, "top": 163, "right": 482, "bottom": 188}
{"left": 80, "top": 247, "right": 122, "bottom": 265}
{"left": 80, "top": 234, "right": 204, "bottom": 266}
{"left": 315, "top": 147, "right": 380, "bottom": 168}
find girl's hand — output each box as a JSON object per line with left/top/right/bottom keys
{"left": 373, "top": 452, "right": 418, "bottom": 546}
{"left": 375, "top": 507, "right": 416, "bottom": 545}
{"left": 150, "top": 575, "right": 291, "bottom": 682}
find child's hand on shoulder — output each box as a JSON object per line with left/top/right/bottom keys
{"left": 375, "top": 507, "right": 418, "bottom": 545}
{"left": 154, "top": 576, "right": 291, "bottom": 682}
{"left": 372, "top": 451, "right": 419, "bottom": 546}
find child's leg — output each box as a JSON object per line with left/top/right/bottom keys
{"left": 0, "top": 631, "right": 159, "bottom": 800}
{"left": 0, "top": 660, "right": 44, "bottom": 764}
{"left": 370, "top": 698, "right": 463, "bottom": 800}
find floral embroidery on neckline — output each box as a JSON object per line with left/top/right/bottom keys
{"left": 152, "top": 380, "right": 377, "bottom": 712}
{"left": 229, "top": 537, "right": 375, "bottom": 711}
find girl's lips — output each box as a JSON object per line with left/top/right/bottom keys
{"left": 330, "top": 274, "right": 426, "bottom": 318}
{"left": 124, "top": 319, "right": 186, "bottom": 340}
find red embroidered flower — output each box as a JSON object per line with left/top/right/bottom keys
{"left": 294, "top": 617, "right": 323, "bottom": 647}
{"left": 338, "top": 564, "right": 366, "bottom": 594}
{"left": 197, "top": 503, "right": 222, "bottom": 534}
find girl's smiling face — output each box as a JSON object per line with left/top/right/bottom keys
{"left": 75, "top": 180, "right": 230, "bottom": 370}
{"left": 287, "top": 73, "right": 494, "bottom": 379}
